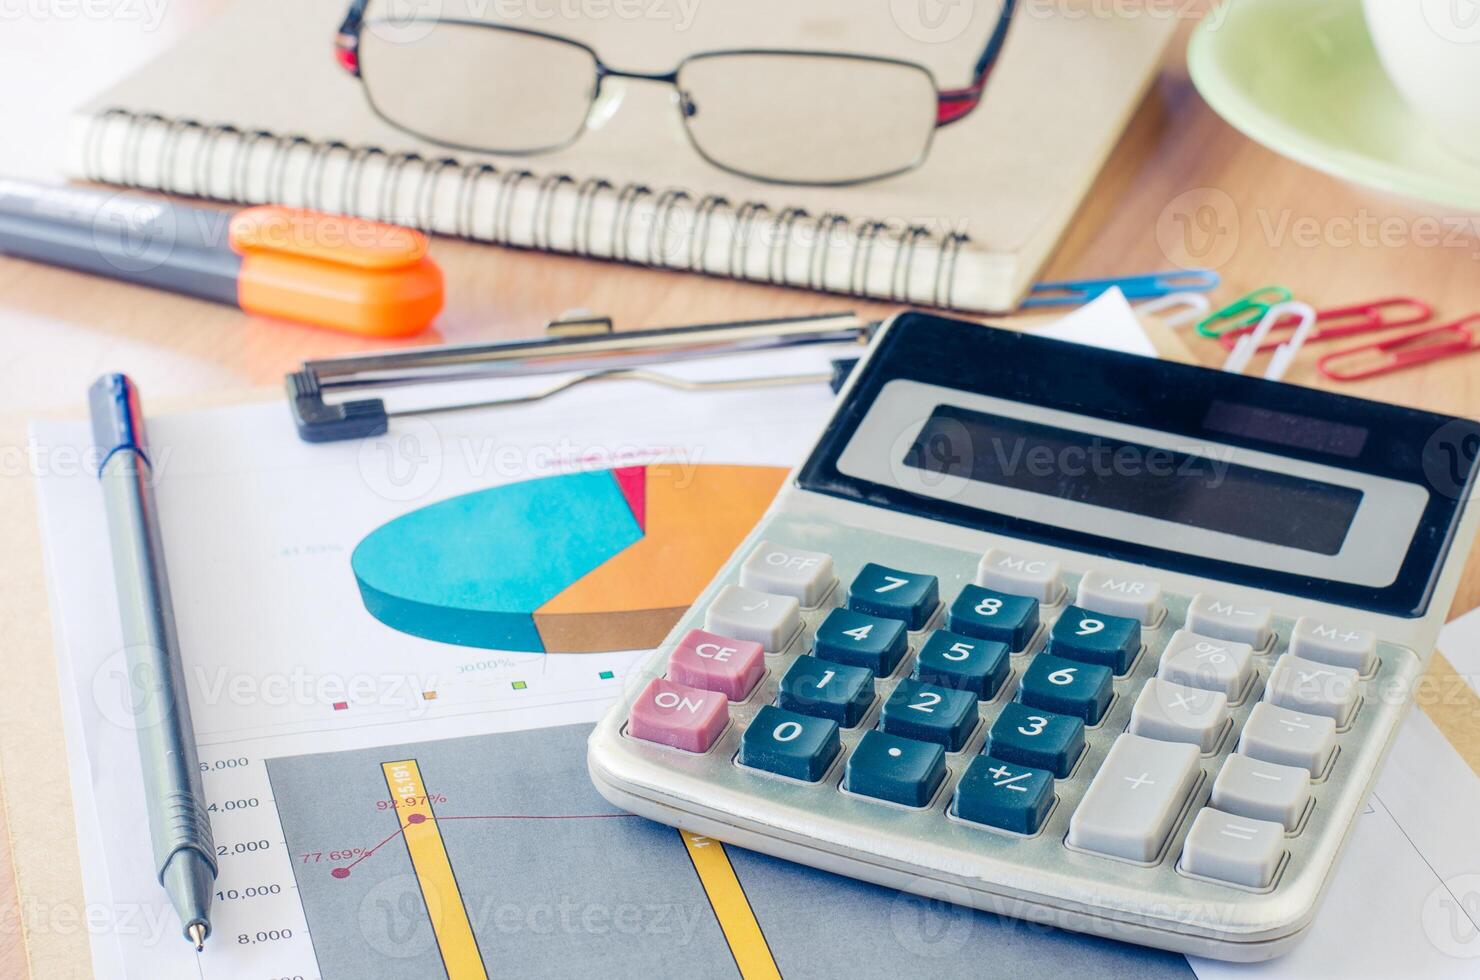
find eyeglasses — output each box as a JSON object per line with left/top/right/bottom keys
{"left": 334, "top": 1, "right": 1017, "bottom": 186}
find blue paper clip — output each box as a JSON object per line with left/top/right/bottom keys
{"left": 1022, "top": 269, "right": 1220, "bottom": 308}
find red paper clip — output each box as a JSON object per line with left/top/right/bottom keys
{"left": 1219, "top": 297, "right": 1433, "bottom": 352}
{"left": 1317, "top": 314, "right": 1480, "bottom": 381}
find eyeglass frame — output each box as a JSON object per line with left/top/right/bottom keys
{"left": 334, "top": 0, "right": 1018, "bottom": 187}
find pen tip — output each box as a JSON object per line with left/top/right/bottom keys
{"left": 188, "top": 923, "right": 206, "bottom": 951}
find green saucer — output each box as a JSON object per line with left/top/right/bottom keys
{"left": 1188, "top": 0, "right": 1480, "bottom": 212}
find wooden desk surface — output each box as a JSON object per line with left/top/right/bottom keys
{"left": 3, "top": 3, "right": 1478, "bottom": 976}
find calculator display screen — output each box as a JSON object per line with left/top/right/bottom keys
{"left": 903, "top": 406, "right": 1363, "bottom": 556}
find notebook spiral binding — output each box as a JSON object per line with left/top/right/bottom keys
{"left": 80, "top": 108, "right": 974, "bottom": 310}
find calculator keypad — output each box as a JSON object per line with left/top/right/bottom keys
{"left": 623, "top": 531, "right": 1399, "bottom": 910}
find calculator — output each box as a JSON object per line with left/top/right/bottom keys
{"left": 586, "top": 312, "right": 1480, "bottom": 961}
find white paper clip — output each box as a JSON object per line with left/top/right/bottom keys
{"left": 1136, "top": 292, "right": 1212, "bottom": 330}
{"left": 1222, "top": 301, "right": 1316, "bottom": 381}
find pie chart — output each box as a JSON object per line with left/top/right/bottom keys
{"left": 351, "top": 464, "right": 786, "bottom": 653}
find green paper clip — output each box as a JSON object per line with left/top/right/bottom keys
{"left": 1196, "top": 286, "right": 1294, "bottom": 338}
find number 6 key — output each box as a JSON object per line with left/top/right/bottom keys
{"left": 1018, "top": 653, "right": 1114, "bottom": 725}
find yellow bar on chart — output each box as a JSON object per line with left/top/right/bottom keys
{"left": 680, "top": 830, "right": 782, "bottom": 980}
{"left": 382, "top": 760, "right": 488, "bottom": 980}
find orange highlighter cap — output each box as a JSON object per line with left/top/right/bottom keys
{"left": 229, "top": 206, "right": 444, "bottom": 337}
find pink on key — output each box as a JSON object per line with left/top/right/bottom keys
{"left": 628, "top": 678, "right": 729, "bottom": 753}
{"left": 668, "top": 628, "right": 765, "bottom": 700}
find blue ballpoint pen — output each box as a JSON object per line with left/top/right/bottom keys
{"left": 89, "top": 374, "right": 217, "bottom": 951}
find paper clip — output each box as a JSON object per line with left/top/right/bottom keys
{"left": 1196, "top": 285, "right": 1294, "bottom": 337}
{"left": 1136, "top": 292, "right": 1212, "bottom": 330}
{"left": 1022, "top": 268, "right": 1220, "bottom": 308}
{"left": 1217, "top": 297, "right": 1433, "bottom": 352}
{"left": 1317, "top": 314, "right": 1480, "bottom": 381}
{"left": 1223, "top": 301, "right": 1316, "bottom": 381}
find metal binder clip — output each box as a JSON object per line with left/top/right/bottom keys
{"left": 1196, "top": 285, "right": 1294, "bottom": 338}
{"left": 1317, "top": 314, "right": 1480, "bottom": 381}
{"left": 285, "top": 311, "right": 876, "bottom": 442}
{"left": 1022, "top": 268, "right": 1220, "bottom": 308}
{"left": 1217, "top": 297, "right": 1433, "bottom": 352}
{"left": 1136, "top": 292, "right": 1212, "bottom": 330}
{"left": 1222, "top": 301, "right": 1316, "bottom": 381}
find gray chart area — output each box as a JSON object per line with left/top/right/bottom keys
{"left": 265, "top": 724, "right": 1193, "bottom": 979}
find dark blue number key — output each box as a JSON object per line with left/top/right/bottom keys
{"left": 739, "top": 705, "right": 840, "bottom": 781}
{"left": 955, "top": 755, "right": 1055, "bottom": 833}
{"left": 987, "top": 702, "right": 1085, "bottom": 778}
{"left": 813, "top": 608, "right": 907, "bottom": 676}
{"left": 848, "top": 562, "right": 939, "bottom": 630}
{"left": 1049, "top": 604, "right": 1141, "bottom": 674}
{"left": 947, "top": 585, "right": 1039, "bottom": 651}
{"left": 845, "top": 731, "right": 947, "bottom": 807}
{"left": 880, "top": 679, "right": 978, "bottom": 751}
{"left": 1018, "top": 653, "right": 1114, "bottom": 725}
{"left": 913, "top": 629, "right": 1010, "bottom": 700}
{"left": 777, "top": 656, "right": 874, "bottom": 727}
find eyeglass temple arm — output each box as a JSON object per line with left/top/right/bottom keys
{"left": 936, "top": 0, "right": 1018, "bottom": 126}
{"left": 335, "top": 0, "right": 371, "bottom": 76}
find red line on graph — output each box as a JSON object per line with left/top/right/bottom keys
{"left": 330, "top": 812, "right": 638, "bottom": 879}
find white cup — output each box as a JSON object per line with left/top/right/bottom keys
{"left": 1362, "top": 0, "right": 1480, "bottom": 162}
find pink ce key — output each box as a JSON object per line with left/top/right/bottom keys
{"left": 628, "top": 678, "right": 729, "bottom": 753}
{"left": 668, "top": 628, "right": 765, "bottom": 700}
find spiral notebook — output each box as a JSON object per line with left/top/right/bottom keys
{"left": 64, "top": 0, "right": 1175, "bottom": 313}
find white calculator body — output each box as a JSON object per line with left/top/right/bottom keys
{"left": 587, "top": 312, "right": 1480, "bottom": 961}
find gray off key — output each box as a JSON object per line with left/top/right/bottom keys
{"left": 738, "top": 540, "right": 835, "bottom": 607}
{"left": 1067, "top": 734, "right": 1201, "bottom": 863}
